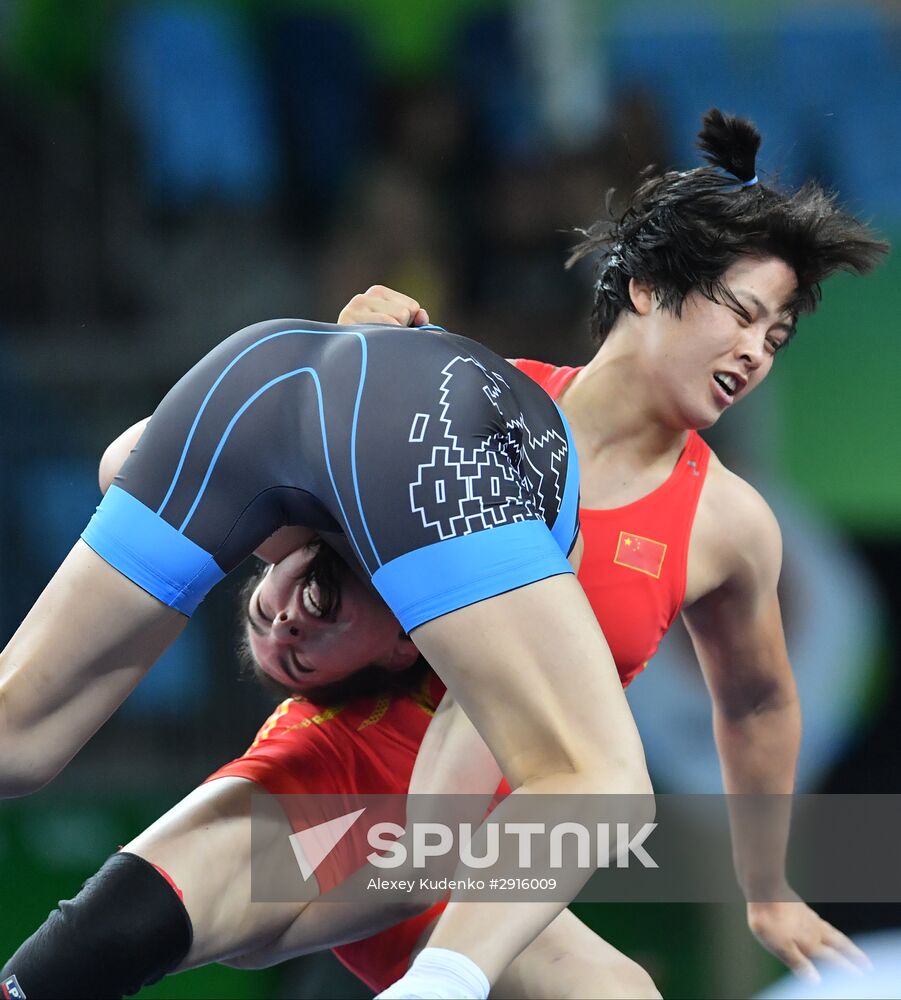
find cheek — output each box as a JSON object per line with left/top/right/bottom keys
{"left": 247, "top": 636, "right": 282, "bottom": 682}
{"left": 751, "top": 358, "right": 775, "bottom": 389}
{"left": 258, "top": 658, "right": 291, "bottom": 687}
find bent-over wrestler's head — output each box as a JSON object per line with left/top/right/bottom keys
{"left": 240, "top": 538, "right": 422, "bottom": 701}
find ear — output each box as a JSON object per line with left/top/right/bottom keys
{"left": 628, "top": 277, "right": 655, "bottom": 316}
{"left": 381, "top": 632, "right": 421, "bottom": 672}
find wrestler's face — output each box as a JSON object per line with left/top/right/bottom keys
{"left": 634, "top": 256, "right": 797, "bottom": 430}
{"left": 246, "top": 542, "right": 419, "bottom": 691}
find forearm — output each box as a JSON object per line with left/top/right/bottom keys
{"left": 714, "top": 689, "right": 801, "bottom": 794}
{"left": 714, "top": 693, "right": 801, "bottom": 897}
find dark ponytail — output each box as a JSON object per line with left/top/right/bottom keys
{"left": 568, "top": 108, "right": 888, "bottom": 345}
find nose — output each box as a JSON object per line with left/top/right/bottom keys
{"left": 271, "top": 610, "right": 302, "bottom": 641}
{"left": 737, "top": 329, "right": 766, "bottom": 370}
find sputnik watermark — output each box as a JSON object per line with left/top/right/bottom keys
{"left": 288, "top": 809, "right": 658, "bottom": 881}
{"left": 253, "top": 793, "right": 901, "bottom": 904}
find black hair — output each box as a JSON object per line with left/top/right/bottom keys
{"left": 568, "top": 108, "right": 889, "bottom": 344}
{"left": 235, "top": 545, "right": 431, "bottom": 708}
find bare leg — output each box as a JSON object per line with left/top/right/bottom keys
{"left": 0, "top": 542, "right": 187, "bottom": 796}
{"left": 125, "top": 777, "right": 305, "bottom": 969}
{"left": 492, "top": 910, "right": 660, "bottom": 1000}
{"left": 408, "top": 573, "right": 654, "bottom": 985}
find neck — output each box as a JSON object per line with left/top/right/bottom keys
{"left": 562, "top": 337, "right": 688, "bottom": 463}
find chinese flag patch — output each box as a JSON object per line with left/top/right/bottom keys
{"left": 613, "top": 531, "right": 667, "bottom": 578}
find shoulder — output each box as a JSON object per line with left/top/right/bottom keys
{"left": 249, "top": 697, "right": 349, "bottom": 754}
{"left": 208, "top": 697, "right": 353, "bottom": 793}
{"left": 693, "top": 453, "right": 782, "bottom": 592}
{"left": 508, "top": 357, "right": 553, "bottom": 377}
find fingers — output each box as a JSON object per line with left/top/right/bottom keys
{"left": 797, "top": 922, "right": 871, "bottom": 980}
{"left": 750, "top": 902, "right": 873, "bottom": 983}
{"left": 822, "top": 923, "right": 873, "bottom": 971}
{"left": 810, "top": 944, "right": 864, "bottom": 976}
{"left": 782, "top": 945, "right": 820, "bottom": 983}
{"left": 337, "top": 286, "right": 427, "bottom": 327}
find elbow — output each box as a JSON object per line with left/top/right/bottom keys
{"left": 716, "top": 681, "right": 799, "bottom": 722}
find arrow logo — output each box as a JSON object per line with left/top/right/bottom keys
{"left": 288, "top": 808, "right": 367, "bottom": 880}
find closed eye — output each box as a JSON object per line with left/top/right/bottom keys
{"left": 290, "top": 649, "right": 316, "bottom": 674}
{"left": 248, "top": 590, "right": 270, "bottom": 636}
{"left": 728, "top": 303, "right": 753, "bottom": 326}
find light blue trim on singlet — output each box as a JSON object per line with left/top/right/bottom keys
{"left": 82, "top": 485, "right": 225, "bottom": 615}
{"left": 154, "top": 324, "right": 382, "bottom": 570}
{"left": 371, "top": 519, "right": 574, "bottom": 633}
{"left": 551, "top": 401, "right": 581, "bottom": 554}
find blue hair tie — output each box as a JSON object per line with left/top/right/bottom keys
{"left": 713, "top": 168, "right": 759, "bottom": 189}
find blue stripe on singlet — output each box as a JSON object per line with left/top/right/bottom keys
{"left": 156, "top": 328, "right": 305, "bottom": 517}
{"left": 82, "top": 361, "right": 377, "bottom": 608}
{"left": 155, "top": 325, "right": 381, "bottom": 567}
{"left": 371, "top": 519, "right": 573, "bottom": 633}
{"left": 82, "top": 485, "right": 225, "bottom": 615}
{"left": 178, "top": 367, "right": 371, "bottom": 571}
{"left": 345, "top": 333, "right": 381, "bottom": 567}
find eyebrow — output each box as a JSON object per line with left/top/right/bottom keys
{"left": 732, "top": 289, "right": 795, "bottom": 334}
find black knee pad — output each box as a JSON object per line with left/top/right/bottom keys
{"left": 1, "top": 851, "right": 193, "bottom": 999}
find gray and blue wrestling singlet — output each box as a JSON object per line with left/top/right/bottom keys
{"left": 82, "top": 320, "right": 580, "bottom": 630}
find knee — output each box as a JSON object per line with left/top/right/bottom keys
{"left": 0, "top": 744, "right": 56, "bottom": 799}
{"left": 606, "top": 956, "right": 662, "bottom": 1000}
{"left": 578, "top": 753, "right": 655, "bottom": 820}
{"left": 566, "top": 952, "right": 661, "bottom": 1000}
{"left": 0, "top": 852, "right": 192, "bottom": 998}
{"left": 535, "top": 947, "right": 661, "bottom": 1000}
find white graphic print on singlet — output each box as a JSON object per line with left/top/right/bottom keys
{"left": 409, "top": 356, "right": 567, "bottom": 540}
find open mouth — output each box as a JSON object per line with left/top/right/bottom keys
{"left": 302, "top": 577, "right": 327, "bottom": 618}
{"left": 713, "top": 372, "right": 739, "bottom": 397}
{"left": 298, "top": 543, "right": 342, "bottom": 621}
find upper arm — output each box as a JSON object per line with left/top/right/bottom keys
{"left": 681, "top": 480, "right": 795, "bottom": 716}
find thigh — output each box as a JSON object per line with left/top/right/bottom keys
{"left": 125, "top": 776, "right": 305, "bottom": 969}
{"left": 411, "top": 573, "right": 646, "bottom": 790}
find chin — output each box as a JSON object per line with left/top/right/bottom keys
{"left": 683, "top": 400, "right": 725, "bottom": 430}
